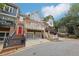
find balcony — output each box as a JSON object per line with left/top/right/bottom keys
{"left": 25, "top": 23, "right": 44, "bottom": 30}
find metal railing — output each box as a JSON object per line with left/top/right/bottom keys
{"left": 0, "top": 31, "right": 9, "bottom": 52}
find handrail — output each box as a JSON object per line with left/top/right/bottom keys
{"left": 3, "top": 31, "right": 16, "bottom": 48}
{"left": 8, "top": 31, "right": 16, "bottom": 39}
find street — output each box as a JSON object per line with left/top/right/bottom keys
{"left": 10, "top": 38, "right": 79, "bottom": 56}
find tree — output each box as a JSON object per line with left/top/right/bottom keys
{"left": 67, "top": 4, "right": 79, "bottom": 36}
{"left": 54, "top": 3, "right": 79, "bottom": 37}
{"left": 43, "top": 15, "right": 55, "bottom": 27}
{"left": 68, "top": 3, "right": 79, "bottom": 16}
{"left": 43, "top": 15, "right": 54, "bottom": 21}
{"left": 0, "top": 3, "right": 5, "bottom": 10}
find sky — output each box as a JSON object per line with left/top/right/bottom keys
{"left": 16, "top": 3, "right": 71, "bottom": 21}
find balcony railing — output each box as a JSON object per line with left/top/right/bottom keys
{"left": 25, "top": 24, "right": 45, "bottom": 30}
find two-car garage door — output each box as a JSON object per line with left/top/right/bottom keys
{"left": 26, "top": 32, "right": 43, "bottom": 40}
{"left": 35, "top": 32, "right": 42, "bottom": 39}
{"left": 26, "top": 32, "right": 33, "bottom": 40}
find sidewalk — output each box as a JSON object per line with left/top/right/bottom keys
{"left": 59, "top": 37, "right": 78, "bottom": 40}
{"left": 0, "top": 39, "right": 51, "bottom": 56}
{"left": 25, "top": 39, "right": 51, "bottom": 48}
{"left": 0, "top": 45, "right": 24, "bottom": 56}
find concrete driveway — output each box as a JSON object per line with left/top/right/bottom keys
{"left": 11, "top": 38, "right": 79, "bottom": 56}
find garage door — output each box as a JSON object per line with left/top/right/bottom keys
{"left": 26, "top": 32, "right": 34, "bottom": 40}
{"left": 34, "top": 32, "right": 42, "bottom": 39}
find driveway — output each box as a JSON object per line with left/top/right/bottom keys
{"left": 11, "top": 38, "right": 79, "bottom": 56}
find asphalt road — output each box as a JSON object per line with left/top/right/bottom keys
{"left": 11, "top": 39, "right": 79, "bottom": 56}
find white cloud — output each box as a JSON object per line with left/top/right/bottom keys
{"left": 42, "top": 5, "right": 54, "bottom": 17}
{"left": 42, "top": 4, "right": 71, "bottom": 20}
{"left": 25, "top": 12, "right": 30, "bottom": 15}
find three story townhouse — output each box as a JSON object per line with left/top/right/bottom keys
{"left": 24, "top": 15, "right": 46, "bottom": 40}
{"left": 0, "top": 3, "right": 19, "bottom": 41}
{"left": 0, "top": 3, "right": 19, "bottom": 51}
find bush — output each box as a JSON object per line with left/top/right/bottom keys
{"left": 58, "top": 32, "right": 68, "bottom": 37}
{"left": 68, "top": 35, "right": 78, "bottom": 39}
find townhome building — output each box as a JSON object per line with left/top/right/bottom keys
{"left": 0, "top": 3, "right": 20, "bottom": 51}
{"left": 0, "top": 3, "right": 19, "bottom": 41}
{"left": 24, "top": 15, "right": 46, "bottom": 40}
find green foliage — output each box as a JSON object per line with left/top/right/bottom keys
{"left": 43, "top": 15, "right": 54, "bottom": 22}
{"left": 68, "top": 3, "right": 79, "bottom": 16}
{"left": 55, "top": 3, "right": 79, "bottom": 37}
{"left": 0, "top": 3, "right": 5, "bottom": 9}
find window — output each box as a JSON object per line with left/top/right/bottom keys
{"left": 5, "top": 5, "right": 9, "bottom": 12}
{"left": 2, "top": 4, "right": 18, "bottom": 16}
{"left": 3, "top": 16, "right": 8, "bottom": 20}
{"left": 6, "top": 33, "right": 9, "bottom": 36}
{"left": 0, "top": 33, "right": 5, "bottom": 37}
{"left": 9, "top": 7, "right": 13, "bottom": 13}
{"left": 13, "top": 8, "right": 17, "bottom": 15}
{"left": 0, "top": 32, "right": 9, "bottom": 41}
